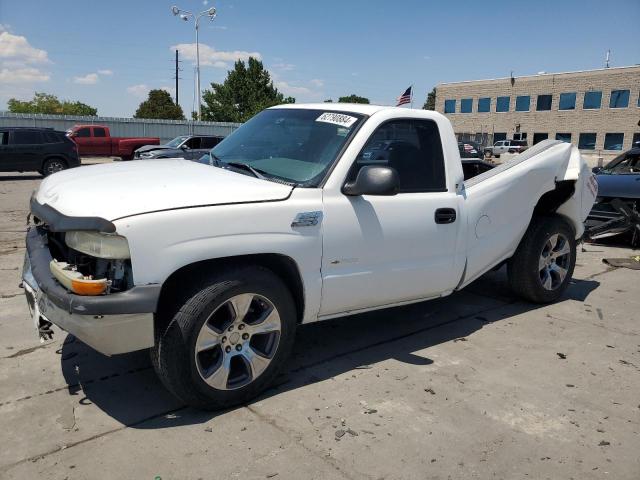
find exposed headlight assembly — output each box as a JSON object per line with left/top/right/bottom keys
{"left": 65, "top": 231, "right": 131, "bottom": 259}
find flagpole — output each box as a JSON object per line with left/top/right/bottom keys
{"left": 410, "top": 84, "right": 413, "bottom": 109}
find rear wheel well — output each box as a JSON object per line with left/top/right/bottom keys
{"left": 155, "top": 254, "right": 305, "bottom": 337}
{"left": 533, "top": 180, "right": 575, "bottom": 216}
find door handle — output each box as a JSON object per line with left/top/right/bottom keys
{"left": 435, "top": 208, "right": 456, "bottom": 224}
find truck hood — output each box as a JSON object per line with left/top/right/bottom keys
{"left": 35, "top": 159, "right": 293, "bottom": 221}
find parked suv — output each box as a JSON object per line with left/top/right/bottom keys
{"left": 484, "top": 139, "right": 528, "bottom": 158}
{"left": 0, "top": 127, "right": 80, "bottom": 176}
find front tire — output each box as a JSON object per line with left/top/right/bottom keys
{"left": 152, "top": 266, "right": 296, "bottom": 410}
{"left": 507, "top": 215, "right": 576, "bottom": 303}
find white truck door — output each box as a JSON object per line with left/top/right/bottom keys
{"left": 320, "top": 118, "right": 462, "bottom": 317}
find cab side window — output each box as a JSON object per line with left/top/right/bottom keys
{"left": 93, "top": 127, "right": 106, "bottom": 137}
{"left": 348, "top": 119, "right": 446, "bottom": 192}
{"left": 76, "top": 128, "right": 91, "bottom": 137}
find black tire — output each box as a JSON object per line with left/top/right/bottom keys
{"left": 152, "top": 265, "right": 297, "bottom": 410}
{"left": 41, "top": 158, "right": 67, "bottom": 177}
{"left": 507, "top": 215, "right": 576, "bottom": 303}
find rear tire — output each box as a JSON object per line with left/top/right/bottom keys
{"left": 507, "top": 215, "right": 576, "bottom": 303}
{"left": 152, "top": 266, "right": 296, "bottom": 410}
{"left": 41, "top": 158, "right": 67, "bottom": 176}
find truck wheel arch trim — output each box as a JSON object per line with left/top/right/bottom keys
{"left": 157, "top": 253, "right": 306, "bottom": 323}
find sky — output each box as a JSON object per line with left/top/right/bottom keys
{"left": 0, "top": 0, "right": 639, "bottom": 117}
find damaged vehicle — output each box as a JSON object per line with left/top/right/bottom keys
{"left": 586, "top": 147, "right": 640, "bottom": 246}
{"left": 22, "top": 104, "right": 597, "bottom": 410}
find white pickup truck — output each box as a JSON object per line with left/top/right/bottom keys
{"left": 22, "top": 104, "right": 597, "bottom": 409}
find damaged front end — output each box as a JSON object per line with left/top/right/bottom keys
{"left": 46, "top": 229, "right": 134, "bottom": 296}
{"left": 21, "top": 197, "right": 159, "bottom": 355}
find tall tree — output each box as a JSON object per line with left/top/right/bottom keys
{"left": 7, "top": 92, "right": 97, "bottom": 116}
{"left": 134, "top": 89, "right": 185, "bottom": 120}
{"left": 201, "top": 57, "right": 294, "bottom": 123}
{"left": 338, "top": 94, "right": 369, "bottom": 104}
{"left": 423, "top": 87, "right": 436, "bottom": 110}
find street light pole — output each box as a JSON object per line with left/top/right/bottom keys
{"left": 171, "top": 5, "right": 217, "bottom": 120}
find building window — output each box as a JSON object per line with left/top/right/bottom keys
{"left": 477, "top": 97, "right": 490, "bottom": 112}
{"left": 609, "top": 90, "right": 629, "bottom": 108}
{"left": 559, "top": 92, "right": 576, "bottom": 110}
{"left": 633, "top": 133, "right": 640, "bottom": 147}
{"left": 533, "top": 133, "right": 548, "bottom": 145}
{"left": 515, "top": 96, "right": 530, "bottom": 112}
{"left": 536, "top": 94, "right": 552, "bottom": 111}
{"left": 444, "top": 99, "right": 456, "bottom": 113}
{"left": 496, "top": 96, "right": 510, "bottom": 112}
{"left": 556, "top": 133, "right": 571, "bottom": 143}
{"left": 578, "top": 133, "right": 597, "bottom": 150}
{"left": 604, "top": 133, "right": 624, "bottom": 150}
{"left": 460, "top": 98, "right": 473, "bottom": 113}
{"left": 493, "top": 132, "right": 507, "bottom": 143}
{"left": 583, "top": 91, "right": 602, "bottom": 109}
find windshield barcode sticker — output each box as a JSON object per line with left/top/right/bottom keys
{"left": 316, "top": 112, "right": 357, "bottom": 128}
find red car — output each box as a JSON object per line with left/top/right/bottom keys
{"left": 66, "top": 125, "right": 159, "bottom": 160}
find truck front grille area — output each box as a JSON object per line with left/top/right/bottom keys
{"left": 42, "top": 227, "right": 134, "bottom": 294}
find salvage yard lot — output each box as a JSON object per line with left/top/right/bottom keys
{"left": 0, "top": 169, "right": 639, "bottom": 479}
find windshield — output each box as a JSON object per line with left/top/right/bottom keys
{"left": 165, "top": 136, "right": 189, "bottom": 148}
{"left": 210, "top": 108, "right": 364, "bottom": 186}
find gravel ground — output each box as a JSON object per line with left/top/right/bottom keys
{"left": 0, "top": 166, "right": 638, "bottom": 479}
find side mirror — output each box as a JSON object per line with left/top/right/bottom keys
{"left": 592, "top": 166, "right": 602, "bottom": 174}
{"left": 342, "top": 166, "right": 400, "bottom": 196}
{"left": 181, "top": 144, "right": 189, "bottom": 150}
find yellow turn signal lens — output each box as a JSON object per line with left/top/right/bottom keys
{"left": 50, "top": 260, "right": 108, "bottom": 296}
{"left": 70, "top": 278, "right": 108, "bottom": 296}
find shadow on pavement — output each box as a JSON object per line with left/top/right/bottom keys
{"left": 59, "top": 268, "right": 600, "bottom": 429}
{"left": 0, "top": 175, "right": 42, "bottom": 181}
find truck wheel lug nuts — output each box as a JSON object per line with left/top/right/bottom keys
{"left": 228, "top": 325, "right": 234, "bottom": 331}
{"left": 242, "top": 333, "right": 249, "bottom": 340}
{"left": 235, "top": 344, "right": 242, "bottom": 351}
{"left": 238, "top": 324, "right": 244, "bottom": 330}
{"left": 225, "top": 346, "right": 231, "bottom": 353}
{"left": 222, "top": 336, "right": 227, "bottom": 343}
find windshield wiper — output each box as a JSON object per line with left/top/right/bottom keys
{"left": 225, "top": 161, "right": 267, "bottom": 180}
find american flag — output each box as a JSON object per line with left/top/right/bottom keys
{"left": 396, "top": 86, "right": 412, "bottom": 106}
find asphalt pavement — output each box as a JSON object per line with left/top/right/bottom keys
{"left": 0, "top": 165, "right": 638, "bottom": 479}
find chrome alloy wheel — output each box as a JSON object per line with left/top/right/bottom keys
{"left": 194, "top": 293, "right": 281, "bottom": 390}
{"left": 538, "top": 233, "right": 571, "bottom": 291}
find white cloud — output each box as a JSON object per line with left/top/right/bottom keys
{"left": 97, "top": 69, "right": 113, "bottom": 75}
{"left": 310, "top": 78, "right": 324, "bottom": 87}
{"left": 0, "top": 67, "right": 49, "bottom": 83}
{"left": 273, "top": 62, "right": 295, "bottom": 71}
{"left": 0, "top": 32, "right": 50, "bottom": 89}
{"left": 73, "top": 72, "right": 99, "bottom": 84}
{"left": 0, "top": 31, "right": 50, "bottom": 64}
{"left": 171, "top": 43, "right": 261, "bottom": 69}
{"left": 160, "top": 85, "right": 175, "bottom": 95}
{"left": 0, "top": 24, "right": 9, "bottom": 33}
{"left": 275, "top": 80, "right": 311, "bottom": 96}
{"left": 126, "top": 84, "right": 149, "bottom": 98}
